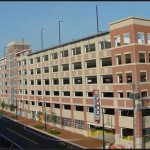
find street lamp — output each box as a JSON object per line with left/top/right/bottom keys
{"left": 22, "top": 38, "right": 26, "bottom": 50}
{"left": 43, "top": 100, "right": 47, "bottom": 130}
{"left": 3, "top": 46, "right": 6, "bottom": 101}
{"left": 59, "top": 21, "right": 63, "bottom": 45}
{"left": 41, "top": 29, "right": 45, "bottom": 50}
{"left": 99, "top": 106, "right": 105, "bottom": 149}
{"left": 96, "top": 5, "right": 99, "bottom": 34}
{"left": 14, "top": 95, "right": 18, "bottom": 120}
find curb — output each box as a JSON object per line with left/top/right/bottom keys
{"left": 4, "top": 116, "right": 87, "bottom": 149}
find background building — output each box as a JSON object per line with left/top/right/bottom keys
{"left": 1, "top": 16, "right": 150, "bottom": 148}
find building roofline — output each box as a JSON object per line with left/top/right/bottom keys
{"left": 109, "top": 16, "right": 150, "bottom": 26}
{"left": 28, "top": 31, "right": 109, "bottom": 56}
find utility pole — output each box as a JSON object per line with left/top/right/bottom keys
{"left": 96, "top": 5, "right": 99, "bottom": 34}
{"left": 101, "top": 106, "right": 105, "bottom": 149}
{"left": 44, "top": 101, "right": 47, "bottom": 130}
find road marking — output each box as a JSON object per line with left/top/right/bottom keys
{"left": 7, "top": 128, "right": 38, "bottom": 145}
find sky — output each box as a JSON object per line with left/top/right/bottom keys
{"left": 0, "top": 1, "right": 150, "bottom": 58}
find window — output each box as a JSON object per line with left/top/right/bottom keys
{"left": 114, "top": 36, "right": 120, "bottom": 47}
{"left": 43, "top": 55, "right": 48, "bottom": 61}
{"left": 87, "top": 92, "right": 93, "bottom": 97}
{"left": 54, "top": 91, "right": 59, "bottom": 96}
{"left": 72, "top": 47, "right": 81, "bottom": 55}
{"left": 52, "top": 78, "right": 59, "bottom": 85}
{"left": 63, "top": 104, "right": 71, "bottom": 110}
{"left": 52, "top": 65, "right": 58, "bottom": 72}
{"left": 85, "top": 59, "right": 96, "bottom": 68}
{"left": 101, "top": 74, "right": 113, "bottom": 84}
{"left": 116, "top": 55, "right": 122, "bottom": 65}
{"left": 84, "top": 43, "right": 95, "bottom": 53}
{"left": 43, "top": 67, "right": 49, "bottom": 73}
{"left": 86, "top": 76, "right": 97, "bottom": 84}
{"left": 23, "top": 69, "right": 27, "bottom": 75}
{"left": 102, "top": 92, "right": 114, "bottom": 97}
{"left": 126, "top": 73, "right": 132, "bottom": 83}
{"left": 74, "top": 91, "right": 83, "bottom": 97}
{"left": 147, "top": 34, "right": 150, "bottom": 44}
{"left": 36, "top": 79, "right": 41, "bottom": 85}
{"left": 37, "top": 90, "right": 42, "bottom": 95}
{"left": 29, "top": 69, "right": 34, "bottom": 75}
{"left": 137, "top": 32, "right": 144, "bottom": 44}
{"left": 31, "top": 101, "right": 35, "bottom": 105}
{"left": 24, "top": 89, "right": 27, "bottom": 95}
{"left": 30, "top": 80, "right": 34, "bottom": 85}
{"left": 72, "top": 62, "right": 82, "bottom": 70}
{"left": 61, "top": 64, "right": 69, "bottom": 71}
{"left": 140, "top": 72, "right": 147, "bottom": 82}
{"left": 62, "top": 78, "right": 70, "bottom": 84}
{"left": 73, "top": 77, "right": 82, "bottom": 84}
{"left": 17, "top": 61, "right": 21, "bottom": 66}
{"left": 30, "top": 90, "right": 34, "bottom": 95}
{"left": 63, "top": 117, "right": 71, "bottom": 127}
{"left": 22, "top": 59, "right": 26, "bottom": 65}
{"left": 99, "top": 38, "right": 111, "bottom": 50}
{"left": 43, "top": 79, "right": 49, "bottom": 85}
{"left": 36, "top": 68, "right": 41, "bottom": 74}
{"left": 123, "top": 34, "right": 130, "bottom": 45}
{"left": 44, "top": 91, "right": 50, "bottom": 95}
{"left": 29, "top": 58, "right": 33, "bottom": 64}
{"left": 63, "top": 91, "right": 70, "bottom": 96}
{"left": 139, "top": 53, "right": 145, "bottom": 63}
{"left": 141, "top": 91, "right": 148, "bottom": 98}
{"left": 54, "top": 104, "right": 60, "bottom": 108}
{"left": 50, "top": 52, "right": 58, "bottom": 60}
{"left": 18, "top": 70, "right": 21, "bottom": 75}
{"left": 117, "top": 74, "right": 123, "bottom": 83}
{"left": 36, "top": 57, "right": 40, "bottom": 63}
{"left": 23, "top": 79, "right": 27, "bottom": 85}
{"left": 61, "top": 50, "right": 68, "bottom": 58}
{"left": 18, "top": 80, "right": 21, "bottom": 85}
{"left": 100, "top": 57, "right": 112, "bottom": 67}
{"left": 118, "top": 92, "right": 123, "bottom": 98}
{"left": 87, "top": 106, "right": 94, "bottom": 113}
{"left": 125, "top": 53, "right": 131, "bottom": 64}
{"left": 75, "top": 106, "right": 83, "bottom": 111}
{"left": 74, "top": 119, "right": 84, "bottom": 130}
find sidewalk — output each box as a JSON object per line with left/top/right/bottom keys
{"left": 3, "top": 112, "right": 106, "bottom": 149}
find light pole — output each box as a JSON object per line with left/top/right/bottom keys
{"left": 14, "top": 96, "right": 18, "bottom": 120}
{"left": 3, "top": 46, "right": 6, "bottom": 101}
{"left": 99, "top": 106, "right": 105, "bottom": 149}
{"left": 22, "top": 38, "right": 25, "bottom": 50}
{"left": 41, "top": 29, "right": 45, "bottom": 50}
{"left": 59, "top": 21, "right": 63, "bottom": 45}
{"left": 43, "top": 101, "right": 47, "bottom": 130}
{"left": 96, "top": 5, "right": 99, "bottom": 34}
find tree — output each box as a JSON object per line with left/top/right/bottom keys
{"left": 51, "top": 112, "right": 56, "bottom": 125}
{"left": 1, "top": 101, "right": 6, "bottom": 110}
{"left": 9, "top": 104, "right": 15, "bottom": 112}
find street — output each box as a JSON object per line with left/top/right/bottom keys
{"left": 0, "top": 116, "right": 81, "bottom": 149}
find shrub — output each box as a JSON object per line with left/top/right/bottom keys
{"left": 34, "top": 125, "right": 45, "bottom": 129}
{"left": 49, "top": 129, "right": 61, "bottom": 135}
